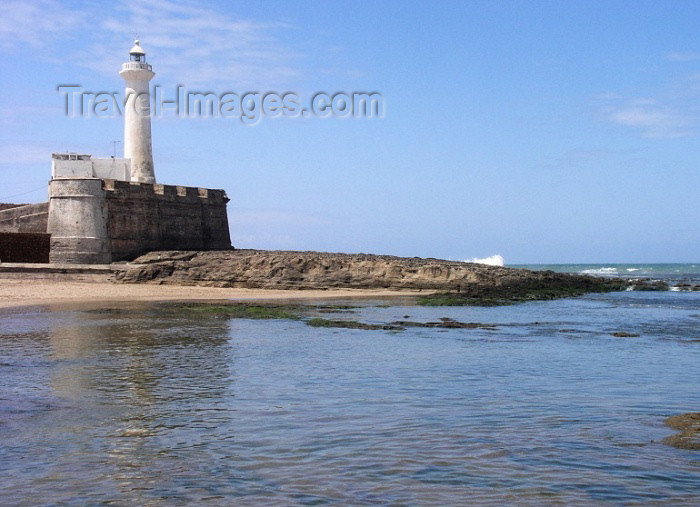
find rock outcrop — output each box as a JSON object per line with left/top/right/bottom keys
{"left": 115, "top": 250, "right": 628, "bottom": 300}
{"left": 663, "top": 413, "right": 700, "bottom": 450}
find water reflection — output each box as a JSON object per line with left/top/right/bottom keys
{"left": 10, "top": 304, "right": 238, "bottom": 505}
{"left": 1, "top": 295, "right": 700, "bottom": 506}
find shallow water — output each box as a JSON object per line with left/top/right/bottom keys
{"left": 1, "top": 291, "right": 699, "bottom": 506}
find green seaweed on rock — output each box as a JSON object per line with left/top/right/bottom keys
{"left": 305, "top": 318, "right": 404, "bottom": 331}
{"left": 168, "top": 303, "right": 303, "bottom": 320}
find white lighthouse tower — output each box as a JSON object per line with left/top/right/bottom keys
{"left": 119, "top": 39, "right": 156, "bottom": 183}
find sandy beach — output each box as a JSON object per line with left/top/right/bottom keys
{"left": 0, "top": 278, "right": 422, "bottom": 310}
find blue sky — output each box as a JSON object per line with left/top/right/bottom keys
{"left": 1, "top": 0, "right": 699, "bottom": 263}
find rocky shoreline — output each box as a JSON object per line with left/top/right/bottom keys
{"left": 663, "top": 413, "right": 700, "bottom": 450}
{"left": 115, "top": 250, "right": 647, "bottom": 304}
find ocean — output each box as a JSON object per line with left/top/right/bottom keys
{"left": 513, "top": 263, "right": 700, "bottom": 288}
{"left": 1, "top": 264, "right": 699, "bottom": 505}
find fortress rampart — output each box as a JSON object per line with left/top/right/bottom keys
{"left": 0, "top": 202, "right": 49, "bottom": 234}
{"left": 46, "top": 178, "right": 231, "bottom": 264}
{"left": 0, "top": 179, "right": 231, "bottom": 264}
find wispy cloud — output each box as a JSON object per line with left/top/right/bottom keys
{"left": 595, "top": 51, "right": 700, "bottom": 139}
{"left": 538, "top": 147, "right": 645, "bottom": 172}
{"left": 601, "top": 97, "right": 694, "bottom": 139}
{"left": 1, "top": 0, "right": 307, "bottom": 88}
{"left": 91, "top": 0, "right": 302, "bottom": 87}
{"left": 666, "top": 51, "right": 700, "bottom": 62}
{"left": 608, "top": 102, "right": 692, "bottom": 139}
{"left": 0, "top": 0, "right": 86, "bottom": 51}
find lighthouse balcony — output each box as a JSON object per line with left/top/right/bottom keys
{"left": 121, "top": 61, "right": 152, "bottom": 72}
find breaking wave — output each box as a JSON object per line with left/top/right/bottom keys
{"left": 465, "top": 254, "right": 505, "bottom": 267}
{"left": 580, "top": 267, "right": 619, "bottom": 276}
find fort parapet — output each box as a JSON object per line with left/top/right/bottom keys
{"left": 0, "top": 179, "right": 231, "bottom": 264}
{"left": 45, "top": 178, "right": 231, "bottom": 264}
{"left": 0, "top": 202, "right": 49, "bottom": 234}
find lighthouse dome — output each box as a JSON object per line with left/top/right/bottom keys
{"left": 129, "top": 39, "right": 146, "bottom": 56}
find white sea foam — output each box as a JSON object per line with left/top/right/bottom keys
{"left": 626, "top": 268, "right": 640, "bottom": 272}
{"left": 580, "top": 267, "right": 619, "bottom": 275}
{"left": 465, "top": 254, "right": 505, "bottom": 267}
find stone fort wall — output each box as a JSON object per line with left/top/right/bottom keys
{"left": 0, "top": 202, "right": 49, "bottom": 234}
{"left": 104, "top": 179, "right": 231, "bottom": 262}
{"left": 0, "top": 179, "right": 232, "bottom": 264}
{"left": 47, "top": 178, "right": 231, "bottom": 264}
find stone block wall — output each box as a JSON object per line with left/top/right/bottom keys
{"left": 47, "top": 179, "right": 110, "bottom": 264}
{"left": 0, "top": 203, "right": 28, "bottom": 211}
{"left": 48, "top": 178, "right": 231, "bottom": 263}
{"left": 0, "top": 202, "right": 49, "bottom": 233}
{"left": 0, "top": 232, "right": 51, "bottom": 263}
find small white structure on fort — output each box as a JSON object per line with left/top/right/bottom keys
{"left": 0, "top": 40, "right": 231, "bottom": 264}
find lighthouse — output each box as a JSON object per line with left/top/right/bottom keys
{"left": 3, "top": 38, "right": 232, "bottom": 265}
{"left": 119, "top": 39, "right": 156, "bottom": 183}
